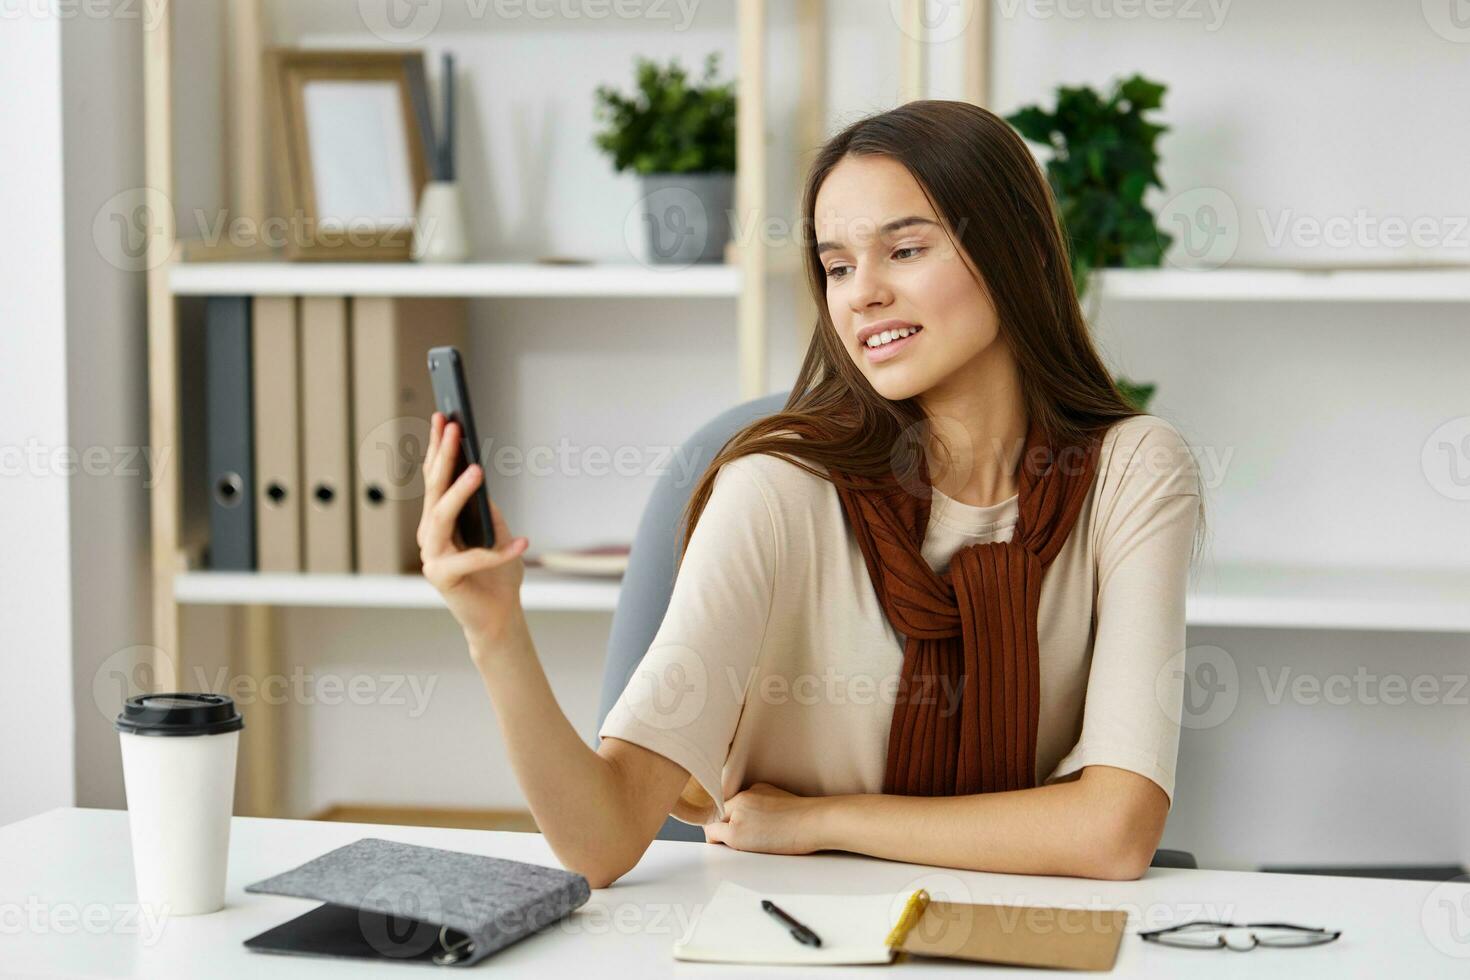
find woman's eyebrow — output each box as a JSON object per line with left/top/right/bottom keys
{"left": 816, "top": 216, "right": 938, "bottom": 255}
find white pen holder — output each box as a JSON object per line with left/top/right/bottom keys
{"left": 412, "top": 180, "right": 469, "bottom": 262}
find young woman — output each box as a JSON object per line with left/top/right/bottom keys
{"left": 417, "top": 100, "right": 1206, "bottom": 889}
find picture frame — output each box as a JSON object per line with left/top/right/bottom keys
{"left": 264, "top": 49, "right": 435, "bottom": 261}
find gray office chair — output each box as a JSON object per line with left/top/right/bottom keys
{"left": 595, "top": 393, "right": 1198, "bottom": 871}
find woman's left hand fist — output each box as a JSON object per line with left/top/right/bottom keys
{"left": 702, "top": 782, "right": 822, "bottom": 855}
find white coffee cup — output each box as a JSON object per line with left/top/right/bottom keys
{"left": 116, "top": 693, "right": 244, "bottom": 915}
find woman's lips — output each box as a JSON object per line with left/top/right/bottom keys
{"left": 863, "top": 326, "right": 922, "bottom": 363}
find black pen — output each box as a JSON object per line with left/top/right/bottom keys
{"left": 761, "top": 899, "right": 822, "bottom": 947}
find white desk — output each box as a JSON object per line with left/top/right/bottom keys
{"left": 0, "top": 808, "right": 1463, "bottom": 977}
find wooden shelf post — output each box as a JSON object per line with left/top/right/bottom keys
{"left": 144, "top": 0, "right": 180, "bottom": 686}
{"left": 737, "top": 0, "right": 768, "bottom": 400}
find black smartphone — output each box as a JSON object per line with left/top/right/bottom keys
{"left": 426, "top": 346, "right": 495, "bottom": 549}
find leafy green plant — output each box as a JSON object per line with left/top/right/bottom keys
{"left": 593, "top": 53, "right": 737, "bottom": 175}
{"left": 1006, "top": 74, "right": 1171, "bottom": 298}
{"left": 1114, "top": 376, "right": 1157, "bottom": 413}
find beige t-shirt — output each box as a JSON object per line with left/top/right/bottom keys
{"left": 598, "top": 414, "right": 1202, "bottom": 826}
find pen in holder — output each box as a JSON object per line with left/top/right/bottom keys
{"left": 413, "top": 51, "right": 469, "bottom": 263}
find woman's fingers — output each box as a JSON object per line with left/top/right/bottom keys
{"left": 426, "top": 420, "right": 460, "bottom": 502}
{"left": 421, "top": 460, "right": 478, "bottom": 559}
{"left": 423, "top": 411, "right": 443, "bottom": 471}
{"left": 423, "top": 536, "right": 528, "bottom": 588}
{"left": 417, "top": 415, "right": 447, "bottom": 552}
{"left": 488, "top": 498, "right": 512, "bottom": 547}
{"left": 432, "top": 463, "right": 484, "bottom": 531}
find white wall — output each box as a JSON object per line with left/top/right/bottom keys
{"left": 0, "top": 10, "right": 76, "bottom": 827}
{"left": 60, "top": 0, "right": 149, "bottom": 814}
{"left": 980, "top": 0, "right": 1470, "bottom": 867}
{"left": 179, "top": 1, "right": 1470, "bottom": 871}
{"left": 0, "top": 4, "right": 148, "bottom": 826}
{"left": 177, "top": 0, "right": 816, "bottom": 820}
{"left": 38, "top": 0, "right": 1468, "bottom": 869}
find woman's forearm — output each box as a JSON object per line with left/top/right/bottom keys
{"left": 465, "top": 613, "right": 637, "bottom": 885}
{"left": 810, "top": 774, "right": 1156, "bottom": 880}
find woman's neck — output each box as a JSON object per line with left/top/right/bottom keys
{"left": 919, "top": 345, "right": 1028, "bottom": 508}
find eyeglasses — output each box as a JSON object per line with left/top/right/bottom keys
{"left": 1139, "top": 920, "right": 1342, "bottom": 952}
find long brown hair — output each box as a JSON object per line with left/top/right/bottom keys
{"left": 678, "top": 99, "right": 1206, "bottom": 572}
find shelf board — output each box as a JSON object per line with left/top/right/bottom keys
{"left": 173, "top": 567, "right": 619, "bottom": 612}
{"left": 168, "top": 261, "right": 742, "bottom": 298}
{"left": 1184, "top": 563, "right": 1470, "bottom": 633}
{"left": 1095, "top": 267, "right": 1470, "bottom": 303}
{"left": 175, "top": 563, "right": 1470, "bottom": 632}
{"left": 171, "top": 263, "right": 1470, "bottom": 303}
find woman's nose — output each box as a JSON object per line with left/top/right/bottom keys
{"left": 848, "top": 263, "right": 892, "bottom": 312}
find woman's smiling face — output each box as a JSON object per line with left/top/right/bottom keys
{"left": 814, "top": 153, "right": 1004, "bottom": 402}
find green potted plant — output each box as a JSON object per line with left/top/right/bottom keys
{"left": 1005, "top": 74, "right": 1172, "bottom": 300}
{"left": 593, "top": 52, "right": 737, "bottom": 265}
{"left": 1114, "top": 376, "right": 1156, "bottom": 412}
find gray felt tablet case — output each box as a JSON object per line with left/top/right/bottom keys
{"left": 243, "top": 838, "right": 591, "bottom": 967}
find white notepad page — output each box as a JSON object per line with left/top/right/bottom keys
{"left": 672, "top": 881, "right": 904, "bottom": 965}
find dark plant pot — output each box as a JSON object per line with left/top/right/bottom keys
{"left": 637, "top": 172, "right": 735, "bottom": 265}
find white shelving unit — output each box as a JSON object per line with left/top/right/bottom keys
{"left": 1182, "top": 563, "right": 1470, "bottom": 634}
{"left": 144, "top": 0, "right": 848, "bottom": 818}
{"left": 174, "top": 568, "right": 621, "bottom": 613}
{"left": 169, "top": 261, "right": 746, "bottom": 298}
{"left": 172, "top": 562, "right": 1470, "bottom": 633}
{"left": 169, "top": 262, "right": 1470, "bottom": 301}
{"left": 172, "top": 262, "right": 1470, "bottom": 303}
{"left": 145, "top": 0, "right": 810, "bottom": 679}
{"left": 1095, "top": 266, "right": 1470, "bottom": 303}
{"left": 141, "top": 1, "right": 1468, "bottom": 825}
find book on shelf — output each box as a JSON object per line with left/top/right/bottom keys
{"left": 180, "top": 238, "right": 283, "bottom": 263}
{"left": 523, "top": 543, "right": 631, "bottom": 577}
{"left": 201, "top": 292, "right": 468, "bottom": 574}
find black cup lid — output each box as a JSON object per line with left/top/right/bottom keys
{"left": 115, "top": 693, "right": 244, "bottom": 737}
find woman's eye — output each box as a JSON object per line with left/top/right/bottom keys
{"left": 825, "top": 247, "right": 925, "bottom": 281}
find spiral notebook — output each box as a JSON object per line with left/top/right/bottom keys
{"left": 673, "top": 881, "right": 1128, "bottom": 971}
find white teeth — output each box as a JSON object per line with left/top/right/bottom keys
{"left": 866, "top": 326, "right": 919, "bottom": 348}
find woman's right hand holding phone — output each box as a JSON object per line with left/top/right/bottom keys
{"left": 418, "top": 411, "right": 530, "bottom": 646}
